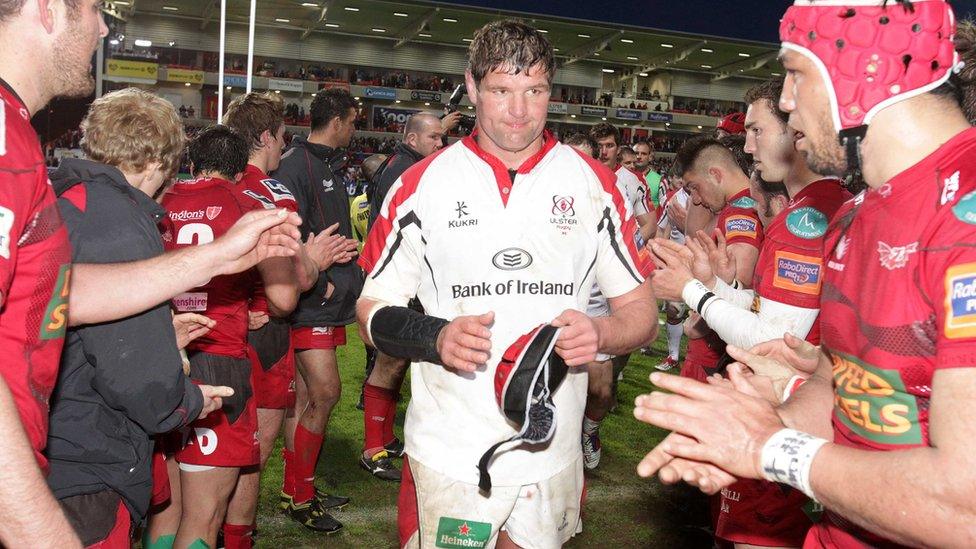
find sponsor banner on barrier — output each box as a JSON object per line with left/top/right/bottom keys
{"left": 547, "top": 102, "right": 568, "bottom": 114}
{"left": 268, "top": 78, "right": 304, "bottom": 93}
{"left": 223, "top": 74, "right": 248, "bottom": 88}
{"left": 106, "top": 59, "right": 158, "bottom": 81}
{"left": 319, "top": 80, "right": 351, "bottom": 91}
{"left": 411, "top": 90, "right": 443, "bottom": 103}
{"left": 615, "top": 108, "right": 642, "bottom": 121}
{"left": 647, "top": 112, "right": 674, "bottom": 123}
{"left": 581, "top": 106, "right": 608, "bottom": 117}
{"left": 165, "top": 68, "right": 204, "bottom": 84}
{"left": 372, "top": 105, "right": 422, "bottom": 127}
{"left": 364, "top": 86, "right": 397, "bottom": 100}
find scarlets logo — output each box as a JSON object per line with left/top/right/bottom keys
{"left": 877, "top": 241, "right": 918, "bottom": 270}
{"left": 552, "top": 195, "right": 575, "bottom": 216}
{"left": 206, "top": 206, "right": 222, "bottom": 220}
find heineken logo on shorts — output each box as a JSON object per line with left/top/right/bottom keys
{"left": 786, "top": 207, "right": 828, "bottom": 239}
{"left": 435, "top": 517, "right": 491, "bottom": 548}
{"left": 953, "top": 191, "right": 976, "bottom": 225}
{"left": 730, "top": 196, "right": 758, "bottom": 209}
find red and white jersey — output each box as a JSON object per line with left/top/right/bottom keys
{"left": 751, "top": 179, "right": 849, "bottom": 344}
{"left": 814, "top": 128, "right": 976, "bottom": 547}
{"left": 615, "top": 165, "right": 650, "bottom": 219}
{"left": 0, "top": 81, "right": 72, "bottom": 470}
{"left": 239, "top": 164, "right": 297, "bottom": 316}
{"left": 360, "top": 130, "right": 651, "bottom": 486}
{"left": 161, "top": 177, "right": 264, "bottom": 358}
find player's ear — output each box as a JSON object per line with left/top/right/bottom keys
{"left": 708, "top": 166, "right": 723, "bottom": 186}
{"left": 464, "top": 71, "right": 479, "bottom": 105}
{"left": 259, "top": 129, "right": 273, "bottom": 149}
{"left": 232, "top": 171, "right": 244, "bottom": 183}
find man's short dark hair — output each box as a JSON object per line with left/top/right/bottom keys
{"left": 744, "top": 78, "right": 788, "bottom": 126}
{"left": 754, "top": 173, "right": 789, "bottom": 202}
{"left": 589, "top": 122, "right": 619, "bottom": 145}
{"left": 952, "top": 19, "right": 976, "bottom": 124}
{"left": 310, "top": 88, "right": 358, "bottom": 131}
{"left": 619, "top": 145, "right": 636, "bottom": 157}
{"left": 675, "top": 135, "right": 745, "bottom": 178}
{"left": 1, "top": 0, "right": 79, "bottom": 22}
{"left": 188, "top": 125, "right": 249, "bottom": 180}
{"left": 468, "top": 19, "right": 555, "bottom": 87}
{"left": 563, "top": 133, "right": 598, "bottom": 158}
{"left": 719, "top": 134, "right": 753, "bottom": 176}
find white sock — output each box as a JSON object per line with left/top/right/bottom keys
{"left": 583, "top": 415, "right": 601, "bottom": 434}
{"left": 666, "top": 322, "right": 683, "bottom": 361}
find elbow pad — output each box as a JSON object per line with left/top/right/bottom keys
{"left": 370, "top": 306, "right": 449, "bottom": 364}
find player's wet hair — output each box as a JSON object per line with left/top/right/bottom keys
{"left": 188, "top": 125, "right": 249, "bottom": 180}
{"left": 309, "top": 88, "right": 358, "bottom": 132}
{"left": 563, "top": 133, "right": 598, "bottom": 159}
{"left": 719, "top": 134, "right": 753, "bottom": 176}
{"left": 675, "top": 135, "right": 746, "bottom": 178}
{"left": 589, "top": 122, "right": 620, "bottom": 145}
{"left": 1, "top": 0, "right": 80, "bottom": 22}
{"left": 619, "top": 145, "right": 636, "bottom": 157}
{"left": 468, "top": 19, "right": 555, "bottom": 87}
{"left": 744, "top": 78, "right": 789, "bottom": 127}
{"left": 223, "top": 92, "right": 285, "bottom": 153}
{"left": 954, "top": 19, "right": 976, "bottom": 124}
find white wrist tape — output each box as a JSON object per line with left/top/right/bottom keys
{"left": 760, "top": 428, "right": 828, "bottom": 500}
{"left": 681, "top": 279, "right": 717, "bottom": 315}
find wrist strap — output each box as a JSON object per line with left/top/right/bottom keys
{"left": 760, "top": 428, "right": 828, "bottom": 500}
{"left": 731, "top": 279, "right": 742, "bottom": 290}
{"left": 682, "top": 279, "right": 717, "bottom": 315}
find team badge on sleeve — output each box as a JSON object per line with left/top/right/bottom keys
{"left": 772, "top": 251, "right": 823, "bottom": 295}
{"left": 786, "top": 207, "right": 828, "bottom": 239}
{"left": 953, "top": 191, "right": 976, "bottom": 226}
{"left": 730, "top": 196, "right": 758, "bottom": 209}
{"left": 724, "top": 214, "right": 758, "bottom": 240}
{"left": 944, "top": 262, "right": 976, "bottom": 339}
{"left": 261, "top": 178, "right": 296, "bottom": 203}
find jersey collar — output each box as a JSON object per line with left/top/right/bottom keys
{"left": 726, "top": 187, "right": 752, "bottom": 207}
{"left": 245, "top": 163, "right": 268, "bottom": 180}
{"left": 0, "top": 77, "right": 26, "bottom": 112}
{"left": 462, "top": 129, "right": 557, "bottom": 206}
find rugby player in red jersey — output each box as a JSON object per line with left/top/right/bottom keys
{"left": 635, "top": 2, "right": 976, "bottom": 546}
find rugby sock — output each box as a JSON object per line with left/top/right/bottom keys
{"left": 382, "top": 391, "right": 399, "bottom": 446}
{"left": 583, "top": 414, "right": 601, "bottom": 434}
{"left": 222, "top": 523, "right": 253, "bottom": 549}
{"left": 293, "top": 424, "right": 324, "bottom": 505}
{"left": 282, "top": 449, "right": 296, "bottom": 497}
{"left": 666, "top": 322, "right": 683, "bottom": 361}
{"left": 142, "top": 534, "right": 176, "bottom": 549}
{"left": 363, "top": 383, "right": 395, "bottom": 453}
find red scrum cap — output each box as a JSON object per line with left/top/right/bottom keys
{"left": 717, "top": 112, "right": 747, "bottom": 135}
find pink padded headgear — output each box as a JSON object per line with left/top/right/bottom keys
{"left": 780, "top": 0, "right": 959, "bottom": 133}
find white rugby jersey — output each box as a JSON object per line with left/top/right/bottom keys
{"left": 615, "top": 165, "right": 650, "bottom": 219}
{"left": 359, "top": 130, "right": 651, "bottom": 486}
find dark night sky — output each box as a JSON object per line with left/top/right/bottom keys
{"left": 436, "top": 0, "right": 976, "bottom": 44}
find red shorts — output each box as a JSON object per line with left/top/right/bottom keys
{"left": 248, "top": 319, "right": 296, "bottom": 410}
{"left": 680, "top": 337, "right": 724, "bottom": 382}
{"left": 86, "top": 500, "right": 131, "bottom": 549}
{"left": 176, "top": 352, "right": 259, "bottom": 468}
{"left": 150, "top": 446, "right": 171, "bottom": 507}
{"left": 715, "top": 479, "right": 812, "bottom": 547}
{"left": 292, "top": 325, "right": 346, "bottom": 351}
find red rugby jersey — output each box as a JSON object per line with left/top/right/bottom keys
{"left": 161, "top": 176, "right": 265, "bottom": 358}
{"left": 717, "top": 188, "right": 764, "bottom": 249}
{"left": 0, "top": 80, "right": 72, "bottom": 469}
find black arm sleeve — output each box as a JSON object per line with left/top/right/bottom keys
{"left": 371, "top": 306, "right": 449, "bottom": 364}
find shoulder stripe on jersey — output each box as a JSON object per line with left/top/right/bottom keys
{"left": 371, "top": 210, "right": 422, "bottom": 278}
{"left": 599, "top": 207, "right": 643, "bottom": 285}
{"left": 359, "top": 146, "right": 448, "bottom": 274}
{"left": 570, "top": 147, "right": 648, "bottom": 272}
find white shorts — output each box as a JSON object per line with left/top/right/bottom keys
{"left": 587, "top": 287, "right": 613, "bottom": 362}
{"left": 400, "top": 455, "right": 584, "bottom": 549}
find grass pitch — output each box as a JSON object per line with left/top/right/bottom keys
{"left": 254, "top": 323, "right": 709, "bottom": 548}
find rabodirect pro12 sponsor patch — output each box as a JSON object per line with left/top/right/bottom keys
{"left": 772, "top": 251, "right": 823, "bottom": 295}
{"left": 724, "top": 214, "right": 758, "bottom": 241}
{"left": 945, "top": 262, "right": 976, "bottom": 339}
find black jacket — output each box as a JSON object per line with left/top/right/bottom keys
{"left": 47, "top": 158, "right": 203, "bottom": 522}
{"left": 367, "top": 142, "right": 425, "bottom": 229}
{"left": 273, "top": 135, "right": 363, "bottom": 327}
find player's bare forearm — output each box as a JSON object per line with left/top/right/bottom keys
{"left": 296, "top": 245, "right": 319, "bottom": 291}
{"left": 0, "top": 378, "right": 81, "bottom": 548}
{"left": 805, "top": 368, "right": 976, "bottom": 546}
{"left": 258, "top": 256, "right": 300, "bottom": 317}
{"left": 727, "top": 243, "right": 759, "bottom": 288}
{"left": 69, "top": 245, "right": 220, "bottom": 326}
{"left": 598, "top": 279, "right": 657, "bottom": 355}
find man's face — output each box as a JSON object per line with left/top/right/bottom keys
{"left": 336, "top": 107, "right": 357, "bottom": 147}
{"left": 634, "top": 143, "right": 652, "bottom": 170}
{"left": 266, "top": 124, "right": 286, "bottom": 172}
{"left": 780, "top": 50, "right": 846, "bottom": 177}
{"left": 50, "top": 0, "right": 109, "bottom": 99}
{"left": 596, "top": 136, "right": 619, "bottom": 168}
{"left": 465, "top": 64, "right": 551, "bottom": 156}
{"left": 744, "top": 100, "right": 794, "bottom": 183}
{"left": 620, "top": 152, "right": 637, "bottom": 172}
{"left": 683, "top": 169, "right": 723, "bottom": 213}
{"left": 410, "top": 120, "right": 445, "bottom": 157}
